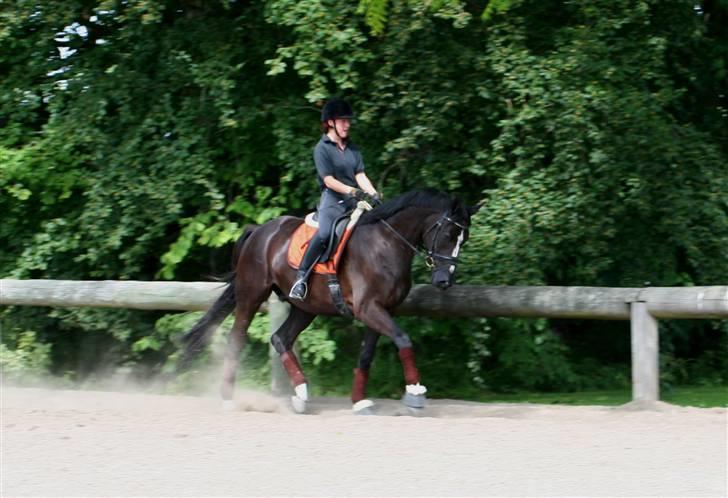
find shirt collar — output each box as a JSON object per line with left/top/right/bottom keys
{"left": 321, "top": 134, "right": 356, "bottom": 150}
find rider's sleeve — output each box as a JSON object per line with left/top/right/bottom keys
{"left": 314, "top": 143, "right": 333, "bottom": 180}
{"left": 355, "top": 150, "right": 365, "bottom": 174}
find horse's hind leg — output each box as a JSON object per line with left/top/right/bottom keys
{"left": 220, "top": 293, "right": 268, "bottom": 405}
{"left": 270, "top": 306, "right": 316, "bottom": 413}
{"left": 351, "top": 328, "right": 380, "bottom": 415}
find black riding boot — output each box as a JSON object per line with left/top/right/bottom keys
{"left": 289, "top": 238, "right": 325, "bottom": 301}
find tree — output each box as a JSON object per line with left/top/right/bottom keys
{"left": 2, "top": 0, "right": 726, "bottom": 392}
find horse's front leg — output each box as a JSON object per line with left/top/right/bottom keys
{"left": 355, "top": 304, "right": 427, "bottom": 410}
{"left": 351, "top": 327, "right": 380, "bottom": 415}
{"left": 270, "top": 306, "right": 316, "bottom": 413}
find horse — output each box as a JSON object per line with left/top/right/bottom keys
{"left": 180, "top": 189, "right": 479, "bottom": 414}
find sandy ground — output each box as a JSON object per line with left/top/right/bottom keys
{"left": 1, "top": 386, "right": 726, "bottom": 497}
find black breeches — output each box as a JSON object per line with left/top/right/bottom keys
{"left": 299, "top": 189, "right": 349, "bottom": 271}
{"left": 313, "top": 189, "right": 349, "bottom": 247}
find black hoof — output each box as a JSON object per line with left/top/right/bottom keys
{"left": 402, "top": 392, "right": 426, "bottom": 409}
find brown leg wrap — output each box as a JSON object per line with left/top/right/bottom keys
{"left": 398, "top": 347, "right": 420, "bottom": 385}
{"left": 351, "top": 368, "right": 369, "bottom": 403}
{"left": 280, "top": 351, "right": 306, "bottom": 387}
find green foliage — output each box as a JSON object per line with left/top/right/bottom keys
{"left": 357, "top": 0, "right": 390, "bottom": 36}
{"left": 481, "top": 0, "right": 517, "bottom": 22}
{"left": 482, "top": 319, "right": 579, "bottom": 391}
{"left": 0, "top": 330, "right": 53, "bottom": 380}
{"left": 265, "top": 0, "right": 372, "bottom": 101}
{"left": 1, "top": 0, "right": 726, "bottom": 394}
{"left": 461, "top": 0, "right": 728, "bottom": 287}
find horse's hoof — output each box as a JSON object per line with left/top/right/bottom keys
{"left": 291, "top": 395, "right": 307, "bottom": 414}
{"left": 221, "top": 399, "right": 236, "bottom": 412}
{"left": 402, "top": 392, "right": 427, "bottom": 409}
{"left": 352, "top": 399, "right": 375, "bottom": 415}
{"left": 406, "top": 406, "right": 426, "bottom": 417}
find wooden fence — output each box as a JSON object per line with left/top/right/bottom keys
{"left": 2, "top": 279, "right": 727, "bottom": 404}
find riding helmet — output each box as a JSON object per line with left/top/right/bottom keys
{"left": 321, "top": 98, "right": 354, "bottom": 122}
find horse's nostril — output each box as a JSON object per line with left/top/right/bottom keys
{"left": 433, "top": 278, "right": 451, "bottom": 290}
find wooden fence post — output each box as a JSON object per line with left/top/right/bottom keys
{"left": 630, "top": 301, "right": 659, "bottom": 403}
{"left": 268, "top": 293, "right": 290, "bottom": 396}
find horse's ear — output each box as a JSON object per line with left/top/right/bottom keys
{"left": 468, "top": 202, "right": 483, "bottom": 217}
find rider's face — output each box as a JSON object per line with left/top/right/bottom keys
{"left": 328, "top": 118, "right": 351, "bottom": 138}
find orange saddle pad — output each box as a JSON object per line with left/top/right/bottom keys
{"left": 287, "top": 222, "right": 355, "bottom": 275}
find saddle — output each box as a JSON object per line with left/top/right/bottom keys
{"left": 287, "top": 201, "right": 374, "bottom": 316}
{"left": 287, "top": 207, "right": 363, "bottom": 275}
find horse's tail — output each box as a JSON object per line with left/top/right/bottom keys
{"left": 178, "top": 225, "right": 257, "bottom": 369}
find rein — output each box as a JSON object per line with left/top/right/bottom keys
{"left": 379, "top": 213, "right": 467, "bottom": 269}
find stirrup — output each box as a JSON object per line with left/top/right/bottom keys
{"left": 289, "top": 279, "right": 308, "bottom": 301}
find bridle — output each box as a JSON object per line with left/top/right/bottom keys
{"left": 380, "top": 212, "right": 468, "bottom": 269}
{"left": 422, "top": 213, "right": 468, "bottom": 268}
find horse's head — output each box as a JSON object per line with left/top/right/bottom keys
{"left": 359, "top": 189, "right": 481, "bottom": 290}
{"left": 422, "top": 199, "right": 480, "bottom": 290}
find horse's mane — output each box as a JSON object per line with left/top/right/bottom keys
{"left": 359, "top": 188, "right": 466, "bottom": 226}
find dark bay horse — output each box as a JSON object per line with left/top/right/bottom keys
{"left": 181, "top": 189, "right": 478, "bottom": 414}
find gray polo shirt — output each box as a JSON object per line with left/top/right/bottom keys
{"left": 314, "top": 135, "right": 365, "bottom": 198}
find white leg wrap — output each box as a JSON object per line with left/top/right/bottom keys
{"left": 352, "top": 399, "right": 374, "bottom": 412}
{"left": 406, "top": 383, "right": 427, "bottom": 396}
{"left": 290, "top": 395, "right": 307, "bottom": 414}
{"left": 294, "top": 383, "right": 309, "bottom": 402}
{"left": 221, "top": 399, "right": 236, "bottom": 412}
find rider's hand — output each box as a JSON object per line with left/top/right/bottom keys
{"left": 350, "top": 187, "right": 367, "bottom": 201}
{"left": 351, "top": 188, "right": 380, "bottom": 206}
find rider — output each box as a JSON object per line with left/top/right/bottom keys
{"left": 289, "top": 98, "right": 380, "bottom": 301}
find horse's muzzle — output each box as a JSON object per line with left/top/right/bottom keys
{"left": 432, "top": 269, "right": 453, "bottom": 290}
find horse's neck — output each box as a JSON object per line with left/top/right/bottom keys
{"left": 383, "top": 207, "right": 434, "bottom": 247}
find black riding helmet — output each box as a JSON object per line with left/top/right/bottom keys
{"left": 321, "top": 98, "right": 354, "bottom": 122}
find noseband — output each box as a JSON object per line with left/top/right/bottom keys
{"left": 380, "top": 212, "right": 468, "bottom": 269}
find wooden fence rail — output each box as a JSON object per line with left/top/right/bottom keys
{"left": 2, "top": 279, "right": 727, "bottom": 404}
